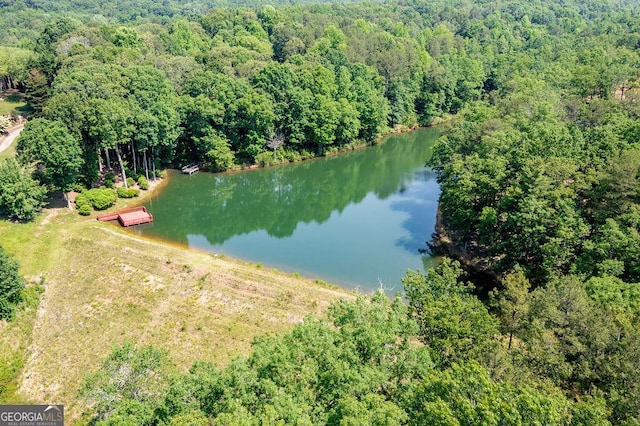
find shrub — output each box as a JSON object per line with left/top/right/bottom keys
{"left": 0, "top": 159, "right": 47, "bottom": 221}
{"left": 75, "top": 193, "right": 90, "bottom": 209}
{"left": 72, "top": 183, "right": 87, "bottom": 193}
{"left": 155, "top": 170, "right": 167, "bottom": 179}
{"left": 78, "top": 204, "right": 92, "bottom": 216}
{"left": 137, "top": 176, "right": 149, "bottom": 190}
{"left": 325, "top": 145, "right": 340, "bottom": 155}
{"left": 255, "top": 151, "right": 278, "bottom": 167}
{"left": 84, "top": 188, "right": 117, "bottom": 210}
{"left": 125, "top": 169, "right": 140, "bottom": 181}
{"left": 0, "top": 116, "right": 11, "bottom": 133}
{"left": 104, "top": 172, "right": 116, "bottom": 182}
{"left": 117, "top": 187, "right": 140, "bottom": 198}
{"left": 104, "top": 179, "right": 114, "bottom": 189}
{"left": 300, "top": 149, "right": 315, "bottom": 160}
{"left": 284, "top": 150, "right": 302, "bottom": 162}
{"left": 81, "top": 342, "right": 170, "bottom": 424}
{"left": 126, "top": 177, "right": 135, "bottom": 188}
{"left": 0, "top": 246, "right": 24, "bottom": 320}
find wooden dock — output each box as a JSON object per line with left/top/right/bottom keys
{"left": 181, "top": 163, "right": 199, "bottom": 175}
{"left": 96, "top": 206, "right": 153, "bottom": 227}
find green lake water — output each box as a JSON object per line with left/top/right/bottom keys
{"left": 130, "top": 128, "right": 440, "bottom": 292}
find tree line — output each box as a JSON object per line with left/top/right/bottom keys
{"left": 426, "top": 1, "right": 640, "bottom": 285}
{"left": 81, "top": 260, "right": 640, "bottom": 424}
{"left": 6, "top": 0, "right": 636, "bottom": 220}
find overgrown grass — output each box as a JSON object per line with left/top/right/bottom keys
{"left": 0, "top": 284, "right": 43, "bottom": 404}
{"left": 0, "top": 196, "right": 352, "bottom": 423}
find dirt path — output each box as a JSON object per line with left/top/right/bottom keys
{"left": 0, "top": 123, "right": 24, "bottom": 153}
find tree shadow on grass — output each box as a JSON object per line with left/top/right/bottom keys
{"left": 46, "top": 192, "right": 69, "bottom": 209}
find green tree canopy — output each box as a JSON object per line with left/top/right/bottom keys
{"left": 17, "top": 118, "right": 83, "bottom": 196}
{"left": 403, "top": 259, "right": 499, "bottom": 367}
{"left": 81, "top": 341, "right": 171, "bottom": 425}
{"left": 0, "top": 158, "right": 47, "bottom": 221}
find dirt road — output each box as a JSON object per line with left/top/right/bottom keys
{"left": 0, "top": 123, "right": 25, "bottom": 153}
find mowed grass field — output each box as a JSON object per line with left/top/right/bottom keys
{"left": 0, "top": 191, "right": 353, "bottom": 423}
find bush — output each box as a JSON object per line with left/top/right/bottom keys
{"left": 126, "top": 177, "right": 135, "bottom": 188}
{"left": 125, "top": 169, "right": 140, "bottom": 181}
{"left": 78, "top": 204, "right": 92, "bottom": 216}
{"left": 81, "top": 342, "right": 170, "bottom": 424}
{"left": 104, "top": 172, "right": 116, "bottom": 182}
{"left": 84, "top": 188, "right": 117, "bottom": 210}
{"left": 75, "top": 193, "right": 90, "bottom": 209}
{"left": 0, "top": 246, "right": 24, "bottom": 320}
{"left": 72, "top": 183, "right": 87, "bottom": 193}
{"left": 0, "top": 159, "right": 47, "bottom": 221}
{"left": 155, "top": 170, "right": 167, "bottom": 179}
{"left": 117, "top": 187, "right": 140, "bottom": 198}
{"left": 255, "top": 151, "right": 278, "bottom": 167}
{"left": 104, "top": 179, "right": 114, "bottom": 189}
{"left": 283, "top": 150, "right": 302, "bottom": 162}
{"left": 137, "top": 176, "right": 149, "bottom": 190}
{"left": 300, "top": 149, "right": 315, "bottom": 160}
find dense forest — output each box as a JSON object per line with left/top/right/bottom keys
{"left": 1, "top": 0, "right": 640, "bottom": 423}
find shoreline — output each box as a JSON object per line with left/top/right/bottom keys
{"left": 83, "top": 170, "right": 348, "bottom": 292}
{"left": 199, "top": 122, "right": 444, "bottom": 175}
{"left": 86, "top": 122, "right": 447, "bottom": 293}
{"left": 430, "top": 205, "right": 500, "bottom": 295}
{"left": 1, "top": 173, "right": 355, "bottom": 423}
{"left": 0, "top": 122, "right": 443, "bottom": 420}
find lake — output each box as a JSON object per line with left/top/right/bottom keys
{"left": 130, "top": 128, "right": 440, "bottom": 292}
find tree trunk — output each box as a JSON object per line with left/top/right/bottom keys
{"left": 151, "top": 151, "right": 156, "bottom": 181}
{"left": 98, "top": 148, "right": 103, "bottom": 173}
{"left": 105, "top": 149, "right": 111, "bottom": 170}
{"left": 115, "top": 145, "right": 127, "bottom": 188}
{"left": 508, "top": 310, "right": 516, "bottom": 351}
{"left": 64, "top": 192, "right": 72, "bottom": 210}
{"left": 143, "top": 150, "right": 149, "bottom": 182}
{"left": 131, "top": 141, "right": 137, "bottom": 174}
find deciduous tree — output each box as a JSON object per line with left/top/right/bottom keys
{"left": 0, "top": 158, "right": 46, "bottom": 221}
{"left": 17, "top": 118, "right": 83, "bottom": 208}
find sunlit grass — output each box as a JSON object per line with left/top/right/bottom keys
{"left": 0, "top": 194, "right": 352, "bottom": 422}
{"left": 0, "top": 92, "right": 30, "bottom": 116}
{"left": 0, "top": 142, "right": 16, "bottom": 160}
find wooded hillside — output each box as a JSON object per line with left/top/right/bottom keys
{"left": 1, "top": 0, "right": 640, "bottom": 423}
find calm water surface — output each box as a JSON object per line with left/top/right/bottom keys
{"left": 130, "top": 128, "right": 440, "bottom": 291}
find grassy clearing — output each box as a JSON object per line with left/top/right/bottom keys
{"left": 0, "top": 91, "right": 30, "bottom": 115}
{"left": 0, "top": 190, "right": 353, "bottom": 423}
